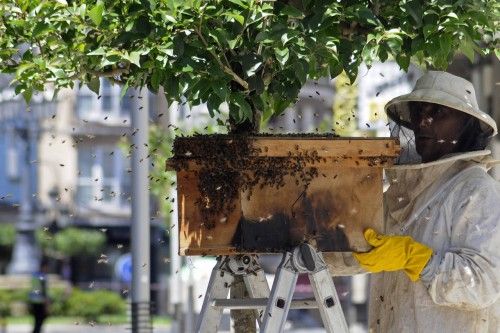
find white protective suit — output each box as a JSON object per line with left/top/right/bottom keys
{"left": 323, "top": 71, "right": 500, "bottom": 332}
{"left": 325, "top": 150, "right": 500, "bottom": 332}
{"left": 373, "top": 150, "right": 500, "bottom": 333}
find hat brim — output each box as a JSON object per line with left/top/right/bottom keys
{"left": 385, "top": 88, "right": 497, "bottom": 137}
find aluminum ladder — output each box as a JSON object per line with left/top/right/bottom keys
{"left": 196, "top": 243, "right": 349, "bottom": 333}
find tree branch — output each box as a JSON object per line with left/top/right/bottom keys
{"left": 194, "top": 17, "right": 249, "bottom": 91}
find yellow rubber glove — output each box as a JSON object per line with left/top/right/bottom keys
{"left": 353, "top": 228, "right": 433, "bottom": 282}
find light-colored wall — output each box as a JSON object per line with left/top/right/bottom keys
{"left": 37, "top": 88, "right": 77, "bottom": 207}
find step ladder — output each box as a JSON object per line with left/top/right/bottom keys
{"left": 196, "top": 243, "right": 349, "bottom": 333}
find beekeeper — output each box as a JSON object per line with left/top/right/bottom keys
{"left": 329, "top": 71, "right": 499, "bottom": 333}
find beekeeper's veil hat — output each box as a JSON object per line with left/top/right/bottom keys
{"left": 384, "top": 71, "right": 497, "bottom": 164}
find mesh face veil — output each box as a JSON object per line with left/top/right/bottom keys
{"left": 389, "top": 120, "right": 421, "bottom": 165}
{"left": 388, "top": 109, "right": 492, "bottom": 166}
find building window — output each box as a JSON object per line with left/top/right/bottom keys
{"left": 119, "top": 95, "right": 132, "bottom": 117}
{"left": 76, "top": 144, "right": 131, "bottom": 213}
{"left": 101, "top": 95, "right": 113, "bottom": 112}
{"left": 76, "top": 95, "right": 94, "bottom": 119}
{"left": 101, "top": 79, "right": 113, "bottom": 112}
{"left": 75, "top": 79, "right": 131, "bottom": 124}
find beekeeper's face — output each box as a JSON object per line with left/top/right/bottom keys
{"left": 409, "top": 102, "right": 470, "bottom": 163}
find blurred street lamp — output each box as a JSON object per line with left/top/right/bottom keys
{"left": 4, "top": 88, "right": 56, "bottom": 274}
{"left": 8, "top": 125, "right": 40, "bottom": 274}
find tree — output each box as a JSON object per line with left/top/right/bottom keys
{"left": 0, "top": 0, "right": 498, "bottom": 132}
{"left": 36, "top": 227, "right": 106, "bottom": 258}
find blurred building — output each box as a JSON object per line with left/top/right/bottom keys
{"left": 0, "top": 55, "right": 498, "bottom": 324}
{"left": 0, "top": 77, "right": 169, "bottom": 312}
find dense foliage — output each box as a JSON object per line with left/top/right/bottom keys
{"left": 0, "top": 288, "right": 125, "bottom": 320}
{"left": 0, "top": 224, "right": 15, "bottom": 247}
{"left": 65, "top": 289, "right": 126, "bottom": 320}
{"left": 36, "top": 227, "right": 106, "bottom": 258}
{"left": 0, "top": 0, "right": 498, "bottom": 125}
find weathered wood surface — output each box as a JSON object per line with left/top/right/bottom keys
{"left": 167, "top": 137, "right": 400, "bottom": 170}
{"left": 172, "top": 137, "right": 400, "bottom": 255}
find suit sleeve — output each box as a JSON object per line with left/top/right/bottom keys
{"left": 420, "top": 176, "right": 500, "bottom": 310}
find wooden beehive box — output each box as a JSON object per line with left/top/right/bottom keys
{"left": 167, "top": 136, "right": 399, "bottom": 256}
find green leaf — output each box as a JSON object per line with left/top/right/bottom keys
{"left": 52, "top": 88, "right": 60, "bottom": 101}
{"left": 228, "top": 38, "right": 239, "bottom": 49}
{"left": 384, "top": 30, "right": 403, "bottom": 51}
{"left": 120, "top": 81, "right": 129, "bottom": 98}
{"left": 241, "top": 54, "right": 262, "bottom": 77}
{"left": 255, "top": 31, "right": 273, "bottom": 44}
{"left": 328, "top": 59, "right": 343, "bottom": 79}
{"left": 281, "top": 5, "right": 303, "bottom": 18}
{"left": 77, "top": 4, "right": 87, "bottom": 19}
{"left": 149, "top": 0, "right": 157, "bottom": 11}
{"left": 423, "top": 24, "right": 434, "bottom": 39}
{"left": 395, "top": 54, "right": 410, "bottom": 71}
{"left": 22, "top": 88, "right": 32, "bottom": 104}
{"left": 375, "top": 43, "right": 387, "bottom": 62}
{"left": 162, "top": 14, "right": 177, "bottom": 23}
{"left": 294, "top": 60, "right": 308, "bottom": 85}
{"left": 181, "top": 64, "right": 193, "bottom": 72}
{"left": 15, "top": 84, "right": 23, "bottom": 95}
{"left": 274, "top": 48, "right": 289, "bottom": 66}
{"left": 248, "top": 75, "right": 264, "bottom": 94}
{"left": 87, "top": 47, "right": 106, "bottom": 56}
{"left": 386, "top": 37, "right": 402, "bottom": 51}
{"left": 231, "top": 93, "right": 252, "bottom": 121}
{"left": 127, "top": 51, "right": 141, "bottom": 67}
{"left": 89, "top": 1, "right": 104, "bottom": 26}
{"left": 272, "top": 96, "right": 292, "bottom": 116}
{"left": 361, "top": 42, "right": 378, "bottom": 66}
{"left": 227, "top": 0, "right": 248, "bottom": 9}
{"left": 262, "top": 103, "right": 274, "bottom": 122}
{"left": 9, "top": 19, "right": 26, "bottom": 28}
{"left": 33, "top": 22, "right": 50, "bottom": 38}
{"left": 207, "top": 93, "right": 222, "bottom": 117}
{"left": 164, "top": 76, "right": 179, "bottom": 101}
{"left": 212, "top": 82, "right": 229, "bottom": 100}
{"left": 404, "top": 0, "right": 423, "bottom": 26}
{"left": 209, "top": 29, "right": 227, "bottom": 46}
{"left": 125, "top": 20, "right": 135, "bottom": 32}
{"left": 224, "top": 12, "right": 245, "bottom": 25}
{"left": 355, "top": 7, "right": 378, "bottom": 26}
{"left": 173, "top": 36, "right": 185, "bottom": 57}
{"left": 439, "top": 33, "right": 453, "bottom": 55}
{"left": 460, "top": 36, "right": 475, "bottom": 62}
{"left": 102, "top": 50, "right": 123, "bottom": 66}
{"left": 344, "top": 65, "right": 359, "bottom": 84}
{"left": 411, "top": 37, "right": 424, "bottom": 53}
{"left": 16, "top": 63, "right": 35, "bottom": 76}
{"left": 49, "top": 67, "right": 67, "bottom": 79}
{"left": 151, "top": 70, "right": 161, "bottom": 92}
{"left": 88, "top": 77, "right": 100, "bottom": 95}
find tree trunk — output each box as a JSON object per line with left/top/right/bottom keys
{"left": 228, "top": 105, "right": 261, "bottom": 134}
{"left": 228, "top": 98, "right": 260, "bottom": 333}
{"left": 230, "top": 275, "right": 257, "bottom": 333}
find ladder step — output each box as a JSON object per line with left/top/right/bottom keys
{"left": 212, "top": 298, "right": 318, "bottom": 310}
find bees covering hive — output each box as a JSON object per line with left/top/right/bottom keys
{"left": 167, "top": 135, "right": 400, "bottom": 255}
